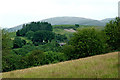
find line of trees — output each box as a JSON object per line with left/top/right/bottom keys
{"left": 16, "top": 22, "right": 53, "bottom": 36}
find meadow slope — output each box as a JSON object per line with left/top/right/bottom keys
{"left": 2, "top": 52, "right": 119, "bottom": 78}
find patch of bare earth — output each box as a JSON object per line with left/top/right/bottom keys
{"left": 64, "top": 29, "right": 76, "bottom": 32}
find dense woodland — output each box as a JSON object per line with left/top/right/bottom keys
{"left": 2, "top": 17, "right": 120, "bottom": 72}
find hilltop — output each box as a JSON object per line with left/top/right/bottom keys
{"left": 6, "top": 17, "right": 115, "bottom": 32}
{"left": 41, "top": 16, "right": 112, "bottom": 26}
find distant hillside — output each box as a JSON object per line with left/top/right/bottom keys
{"left": 6, "top": 17, "right": 115, "bottom": 32}
{"left": 7, "top": 24, "right": 23, "bottom": 32}
{"left": 42, "top": 17, "right": 106, "bottom": 26}
{"left": 2, "top": 52, "right": 118, "bottom": 78}
{"left": 100, "top": 18, "right": 115, "bottom": 23}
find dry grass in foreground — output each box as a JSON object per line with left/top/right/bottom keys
{"left": 2, "top": 52, "right": 119, "bottom": 78}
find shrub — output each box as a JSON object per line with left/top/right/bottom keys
{"left": 2, "top": 51, "right": 22, "bottom": 72}
{"left": 62, "top": 45, "right": 76, "bottom": 60}
{"left": 25, "top": 31, "right": 34, "bottom": 40}
{"left": 68, "top": 27, "right": 108, "bottom": 59}
{"left": 75, "top": 24, "right": 79, "bottom": 28}
{"left": 55, "top": 34, "right": 67, "bottom": 42}
{"left": 13, "top": 37, "right": 26, "bottom": 48}
{"left": 37, "top": 40, "right": 62, "bottom": 52}
{"left": 43, "top": 51, "right": 67, "bottom": 64}
{"left": 26, "top": 50, "right": 45, "bottom": 66}
{"left": 104, "top": 17, "right": 120, "bottom": 51}
{"left": 13, "top": 45, "right": 36, "bottom": 56}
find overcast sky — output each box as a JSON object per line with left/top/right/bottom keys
{"left": 0, "top": 0, "right": 119, "bottom": 28}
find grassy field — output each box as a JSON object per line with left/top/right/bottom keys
{"left": 20, "top": 37, "right": 33, "bottom": 44}
{"left": 53, "top": 28, "right": 73, "bottom": 39}
{"left": 52, "top": 25, "right": 104, "bottom": 40}
{"left": 2, "top": 52, "right": 118, "bottom": 78}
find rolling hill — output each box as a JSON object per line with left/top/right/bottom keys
{"left": 100, "top": 18, "right": 115, "bottom": 23}
{"left": 2, "top": 52, "right": 118, "bottom": 78}
{"left": 42, "top": 17, "right": 107, "bottom": 26}
{"left": 6, "top": 17, "right": 115, "bottom": 32}
{"left": 7, "top": 24, "right": 23, "bottom": 32}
